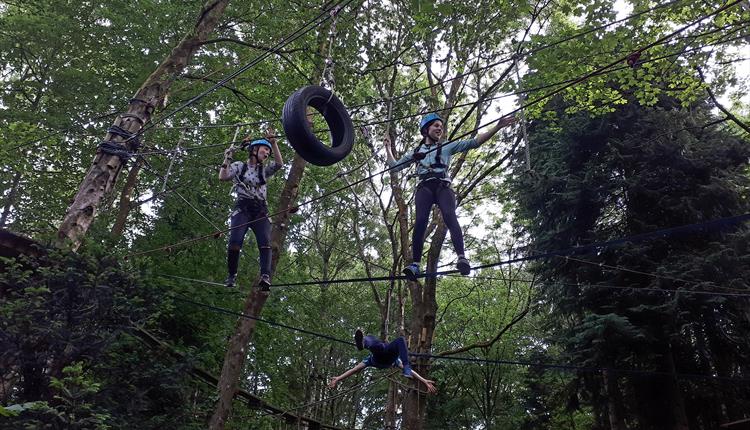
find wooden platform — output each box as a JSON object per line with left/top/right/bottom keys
{"left": 0, "top": 229, "right": 45, "bottom": 259}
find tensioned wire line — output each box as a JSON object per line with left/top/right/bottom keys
{"left": 124, "top": 0, "right": 744, "bottom": 260}
{"left": 5, "top": 0, "right": 732, "bottom": 155}
{"left": 146, "top": 0, "right": 687, "bottom": 136}
{"left": 137, "top": 24, "right": 749, "bottom": 163}
{"left": 558, "top": 254, "right": 749, "bottom": 293}
{"left": 29, "top": 21, "right": 744, "bottom": 182}
{"left": 115, "top": 0, "right": 359, "bottom": 148}
{"left": 4, "top": 0, "right": 350, "bottom": 153}
{"left": 159, "top": 211, "right": 750, "bottom": 298}
{"left": 345, "top": 0, "right": 688, "bottom": 112}
{"left": 138, "top": 23, "right": 748, "bottom": 160}
{"left": 173, "top": 295, "right": 750, "bottom": 383}
{"left": 454, "top": 274, "right": 750, "bottom": 299}
{"left": 134, "top": 17, "right": 750, "bottom": 171}
{"left": 128, "top": 28, "right": 747, "bottom": 168}
{"left": 160, "top": 271, "right": 750, "bottom": 300}
{"left": 163, "top": 0, "right": 340, "bottom": 98}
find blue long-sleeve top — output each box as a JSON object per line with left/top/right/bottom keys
{"left": 386, "top": 138, "right": 480, "bottom": 181}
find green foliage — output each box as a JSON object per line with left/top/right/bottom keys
{"left": 9, "top": 362, "right": 113, "bottom": 430}
{"left": 509, "top": 92, "right": 750, "bottom": 428}
{"left": 2, "top": 0, "right": 749, "bottom": 428}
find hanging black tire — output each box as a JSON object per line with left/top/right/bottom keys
{"left": 281, "top": 85, "right": 354, "bottom": 166}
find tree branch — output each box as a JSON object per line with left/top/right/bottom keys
{"left": 696, "top": 67, "right": 750, "bottom": 135}
{"left": 199, "top": 37, "right": 312, "bottom": 85}
{"left": 437, "top": 277, "right": 534, "bottom": 357}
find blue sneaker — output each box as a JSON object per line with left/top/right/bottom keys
{"left": 403, "top": 263, "right": 420, "bottom": 281}
{"left": 402, "top": 364, "right": 413, "bottom": 378}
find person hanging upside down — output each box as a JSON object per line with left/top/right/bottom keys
{"left": 219, "top": 127, "right": 283, "bottom": 290}
{"left": 328, "top": 329, "right": 437, "bottom": 394}
{"left": 384, "top": 113, "right": 516, "bottom": 281}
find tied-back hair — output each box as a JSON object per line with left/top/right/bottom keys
{"left": 413, "top": 135, "right": 444, "bottom": 167}
{"left": 249, "top": 149, "right": 267, "bottom": 186}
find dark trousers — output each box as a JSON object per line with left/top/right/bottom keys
{"left": 369, "top": 336, "right": 411, "bottom": 368}
{"left": 227, "top": 199, "right": 271, "bottom": 276}
{"left": 412, "top": 179, "right": 464, "bottom": 262}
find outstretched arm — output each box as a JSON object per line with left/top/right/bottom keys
{"left": 408, "top": 369, "right": 437, "bottom": 394}
{"left": 266, "top": 127, "right": 283, "bottom": 166}
{"left": 328, "top": 362, "right": 366, "bottom": 388}
{"left": 474, "top": 115, "right": 517, "bottom": 146}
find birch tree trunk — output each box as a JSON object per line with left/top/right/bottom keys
{"left": 57, "top": 0, "right": 230, "bottom": 250}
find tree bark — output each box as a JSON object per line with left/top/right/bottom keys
{"left": 208, "top": 153, "right": 307, "bottom": 429}
{"left": 603, "top": 370, "right": 627, "bottom": 430}
{"left": 384, "top": 380, "right": 399, "bottom": 429}
{"left": 0, "top": 170, "right": 22, "bottom": 227}
{"left": 665, "top": 345, "right": 690, "bottom": 430}
{"left": 57, "top": 0, "right": 230, "bottom": 250}
{"left": 110, "top": 158, "right": 143, "bottom": 238}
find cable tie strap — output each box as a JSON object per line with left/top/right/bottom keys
{"left": 107, "top": 125, "right": 141, "bottom": 149}
{"left": 98, "top": 140, "right": 134, "bottom": 161}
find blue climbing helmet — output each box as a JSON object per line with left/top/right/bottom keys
{"left": 247, "top": 139, "right": 272, "bottom": 152}
{"left": 419, "top": 113, "right": 444, "bottom": 135}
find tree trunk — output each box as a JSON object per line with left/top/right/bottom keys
{"left": 402, "top": 222, "right": 444, "bottom": 430}
{"left": 664, "top": 346, "right": 690, "bottom": 430}
{"left": 110, "top": 158, "right": 143, "bottom": 238}
{"left": 603, "top": 370, "right": 627, "bottom": 430}
{"left": 208, "top": 154, "right": 307, "bottom": 430}
{"left": 0, "top": 170, "right": 22, "bottom": 227}
{"left": 57, "top": 0, "right": 230, "bottom": 250}
{"left": 384, "top": 380, "right": 399, "bottom": 429}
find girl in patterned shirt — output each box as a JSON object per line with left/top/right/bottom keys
{"left": 219, "top": 128, "right": 283, "bottom": 290}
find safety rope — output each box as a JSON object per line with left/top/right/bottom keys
{"left": 119, "top": 0, "right": 746, "bottom": 259}
{"left": 172, "top": 295, "right": 750, "bottom": 383}
{"left": 161, "top": 128, "right": 186, "bottom": 193}
{"left": 512, "top": 55, "right": 532, "bottom": 171}
{"left": 158, "top": 207, "right": 750, "bottom": 297}
{"left": 320, "top": 5, "right": 341, "bottom": 92}
{"left": 11, "top": 0, "right": 733, "bottom": 153}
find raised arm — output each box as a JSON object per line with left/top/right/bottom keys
{"left": 328, "top": 362, "right": 366, "bottom": 388}
{"left": 384, "top": 134, "right": 415, "bottom": 173}
{"left": 266, "top": 127, "right": 283, "bottom": 166}
{"left": 474, "top": 115, "right": 517, "bottom": 146}
{"left": 219, "top": 147, "right": 235, "bottom": 181}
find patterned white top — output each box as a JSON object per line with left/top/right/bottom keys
{"left": 227, "top": 160, "right": 282, "bottom": 201}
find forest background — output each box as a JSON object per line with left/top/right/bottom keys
{"left": 1, "top": 0, "right": 750, "bottom": 429}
